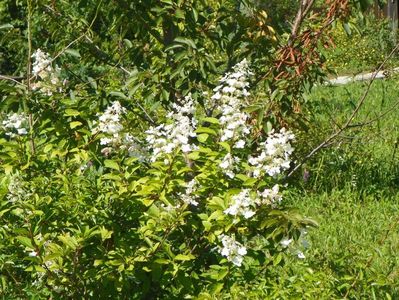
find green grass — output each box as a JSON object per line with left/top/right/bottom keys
{"left": 273, "top": 77, "right": 399, "bottom": 299}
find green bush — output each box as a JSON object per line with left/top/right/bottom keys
{"left": 0, "top": 48, "right": 315, "bottom": 298}
{"left": 325, "top": 16, "right": 397, "bottom": 74}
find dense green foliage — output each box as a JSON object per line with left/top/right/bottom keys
{"left": 0, "top": 1, "right": 309, "bottom": 298}
{"left": 1, "top": 0, "right": 398, "bottom": 299}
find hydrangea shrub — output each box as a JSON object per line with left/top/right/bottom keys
{"left": 0, "top": 51, "right": 314, "bottom": 298}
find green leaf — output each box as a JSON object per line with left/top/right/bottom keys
{"left": 210, "top": 282, "right": 224, "bottom": 294}
{"left": 192, "top": 8, "right": 198, "bottom": 22}
{"left": 16, "top": 236, "right": 33, "bottom": 248}
{"left": 43, "top": 144, "right": 53, "bottom": 153}
{"left": 187, "top": 151, "right": 200, "bottom": 160}
{"left": 197, "top": 133, "right": 209, "bottom": 143}
{"left": 58, "top": 235, "right": 78, "bottom": 250}
{"left": 25, "top": 265, "right": 46, "bottom": 272}
{"left": 99, "top": 227, "right": 113, "bottom": 241}
{"left": 174, "top": 254, "right": 195, "bottom": 261}
{"left": 64, "top": 48, "right": 81, "bottom": 58}
{"left": 273, "top": 253, "right": 283, "bottom": 266}
{"left": 343, "top": 23, "right": 352, "bottom": 35}
{"left": 175, "top": 8, "right": 185, "bottom": 19}
{"left": 70, "top": 121, "right": 82, "bottom": 129}
{"left": 104, "top": 159, "right": 120, "bottom": 171}
{"left": 174, "top": 37, "right": 197, "bottom": 49}
{"left": 218, "top": 142, "right": 230, "bottom": 152}
{"left": 201, "top": 117, "right": 219, "bottom": 124}
{"left": 165, "top": 44, "right": 185, "bottom": 52}
{"left": 124, "top": 39, "right": 133, "bottom": 48}
{"left": 196, "top": 127, "right": 217, "bottom": 136}
{"left": 109, "top": 91, "right": 128, "bottom": 99}
{"left": 64, "top": 109, "right": 80, "bottom": 117}
{"left": 0, "top": 24, "right": 13, "bottom": 30}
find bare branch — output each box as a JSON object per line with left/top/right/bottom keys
{"left": 0, "top": 75, "right": 26, "bottom": 87}
{"left": 289, "top": 0, "right": 316, "bottom": 45}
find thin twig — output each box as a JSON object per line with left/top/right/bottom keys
{"left": 289, "top": 0, "right": 315, "bottom": 45}
{"left": 0, "top": 75, "right": 26, "bottom": 86}
{"left": 347, "top": 98, "right": 399, "bottom": 128}
{"left": 26, "top": 0, "right": 35, "bottom": 155}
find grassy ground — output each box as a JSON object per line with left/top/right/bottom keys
{"left": 281, "top": 76, "right": 399, "bottom": 299}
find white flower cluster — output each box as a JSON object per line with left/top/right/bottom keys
{"left": 249, "top": 128, "right": 295, "bottom": 177}
{"left": 2, "top": 113, "right": 28, "bottom": 138}
{"left": 178, "top": 178, "right": 199, "bottom": 206}
{"left": 224, "top": 185, "right": 282, "bottom": 219}
{"left": 212, "top": 59, "right": 252, "bottom": 148}
{"left": 224, "top": 189, "right": 255, "bottom": 219}
{"left": 219, "top": 153, "right": 240, "bottom": 178}
{"left": 93, "top": 101, "right": 145, "bottom": 158}
{"left": 218, "top": 234, "right": 247, "bottom": 267}
{"left": 256, "top": 184, "right": 282, "bottom": 206}
{"left": 31, "top": 49, "right": 62, "bottom": 95}
{"left": 6, "top": 173, "right": 32, "bottom": 203}
{"left": 146, "top": 95, "right": 197, "bottom": 162}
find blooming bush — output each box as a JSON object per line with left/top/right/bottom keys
{"left": 0, "top": 52, "right": 315, "bottom": 298}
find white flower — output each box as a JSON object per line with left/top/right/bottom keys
{"left": 297, "top": 251, "right": 306, "bottom": 259}
{"left": 249, "top": 128, "right": 295, "bottom": 178}
{"left": 219, "top": 153, "right": 239, "bottom": 178}
{"left": 210, "top": 59, "right": 253, "bottom": 149}
{"left": 257, "top": 184, "right": 282, "bottom": 206}
{"left": 280, "top": 238, "right": 293, "bottom": 248}
{"left": 178, "top": 178, "right": 199, "bottom": 206}
{"left": 224, "top": 189, "right": 256, "bottom": 219}
{"left": 146, "top": 95, "right": 197, "bottom": 162}
{"left": 28, "top": 251, "right": 38, "bottom": 257}
{"left": 31, "top": 49, "right": 62, "bottom": 95}
{"left": 218, "top": 234, "right": 247, "bottom": 266}
{"left": 234, "top": 139, "right": 245, "bottom": 148}
{"left": 93, "top": 102, "right": 146, "bottom": 159}
{"left": 2, "top": 113, "right": 28, "bottom": 138}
